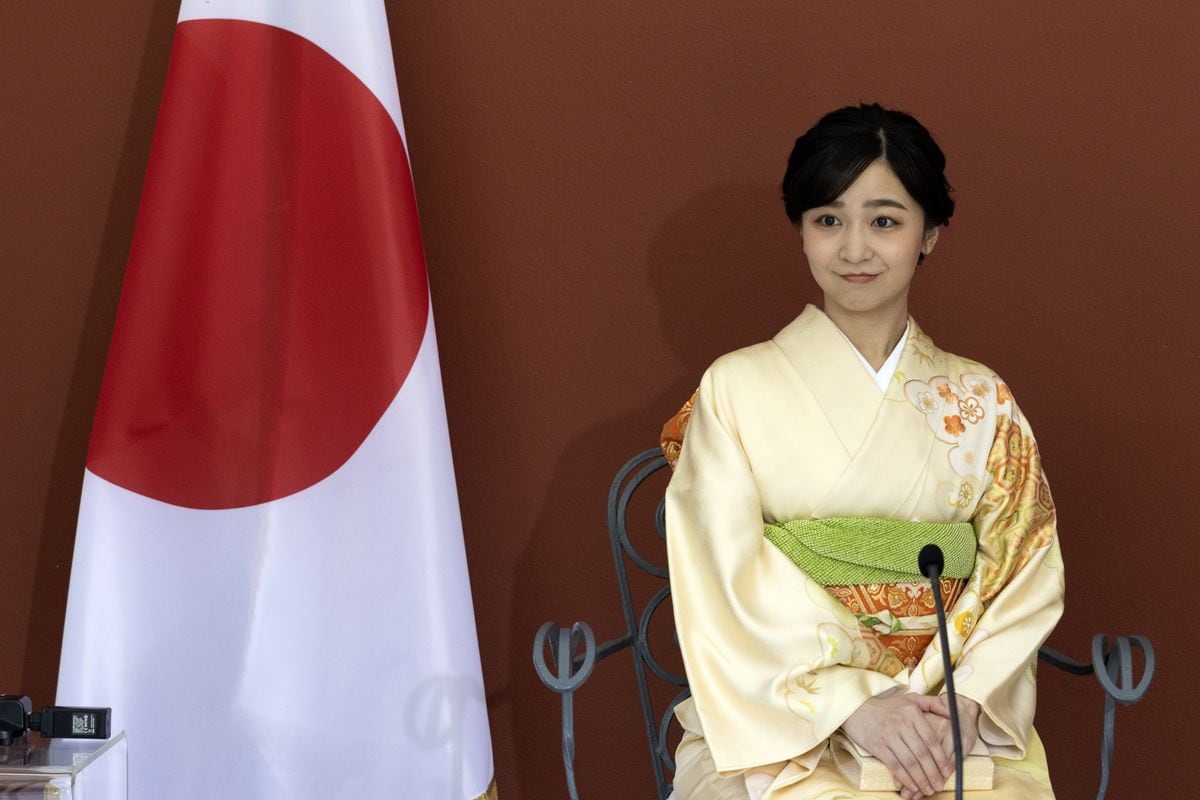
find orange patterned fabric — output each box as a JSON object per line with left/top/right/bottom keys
{"left": 826, "top": 579, "right": 965, "bottom": 677}
{"left": 661, "top": 389, "right": 698, "bottom": 470}
{"left": 975, "top": 412, "right": 1056, "bottom": 601}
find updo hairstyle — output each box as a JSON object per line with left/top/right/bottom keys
{"left": 781, "top": 103, "right": 955, "bottom": 239}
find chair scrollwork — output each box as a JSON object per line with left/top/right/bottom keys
{"left": 534, "top": 448, "right": 1156, "bottom": 800}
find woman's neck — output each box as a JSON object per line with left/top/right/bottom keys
{"left": 822, "top": 302, "right": 909, "bottom": 371}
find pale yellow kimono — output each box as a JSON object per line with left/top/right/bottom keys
{"left": 666, "top": 305, "right": 1065, "bottom": 800}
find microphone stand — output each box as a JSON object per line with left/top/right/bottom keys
{"left": 921, "top": 544, "right": 963, "bottom": 800}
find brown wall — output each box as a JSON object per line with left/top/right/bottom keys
{"left": 2, "top": 1, "right": 1194, "bottom": 797}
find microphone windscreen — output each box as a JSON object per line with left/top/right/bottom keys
{"left": 918, "top": 544, "right": 944, "bottom": 579}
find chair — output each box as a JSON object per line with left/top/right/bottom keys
{"left": 533, "top": 448, "right": 1155, "bottom": 800}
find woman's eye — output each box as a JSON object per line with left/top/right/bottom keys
{"left": 816, "top": 215, "right": 839, "bottom": 227}
{"left": 873, "top": 216, "right": 897, "bottom": 229}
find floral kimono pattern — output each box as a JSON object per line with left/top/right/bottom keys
{"left": 663, "top": 305, "right": 1064, "bottom": 799}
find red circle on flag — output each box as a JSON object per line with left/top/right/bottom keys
{"left": 87, "top": 20, "right": 430, "bottom": 509}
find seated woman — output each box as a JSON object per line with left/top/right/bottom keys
{"left": 660, "top": 104, "right": 1064, "bottom": 800}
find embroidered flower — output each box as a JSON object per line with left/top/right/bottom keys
{"left": 944, "top": 415, "right": 966, "bottom": 436}
{"left": 937, "top": 383, "right": 959, "bottom": 404}
{"left": 996, "top": 383, "right": 1012, "bottom": 405}
{"left": 972, "top": 382, "right": 991, "bottom": 397}
{"left": 958, "top": 396, "right": 985, "bottom": 424}
{"left": 955, "top": 610, "right": 976, "bottom": 638}
{"left": 955, "top": 481, "right": 975, "bottom": 508}
{"left": 917, "top": 391, "right": 937, "bottom": 414}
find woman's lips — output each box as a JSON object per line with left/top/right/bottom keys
{"left": 840, "top": 273, "right": 879, "bottom": 284}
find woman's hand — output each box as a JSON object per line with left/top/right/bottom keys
{"left": 840, "top": 689, "right": 952, "bottom": 799}
{"left": 927, "top": 694, "right": 982, "bottom": 764}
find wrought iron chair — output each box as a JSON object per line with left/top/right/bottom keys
{"left": 533, "top": 448, "right": 1155, "bottom": 800}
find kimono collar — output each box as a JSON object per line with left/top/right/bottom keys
{"left": 772, "top": 305, "right": 924, "bottom": 456}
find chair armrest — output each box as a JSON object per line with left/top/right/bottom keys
{"left": 533, "top": 621, "right": 633, "bottom": 800}
{"left": 1038, "top": 635, "right": 1155, "bottom": 800}
{"left": 534, "top": 621, "right": 599, "bottom": 694}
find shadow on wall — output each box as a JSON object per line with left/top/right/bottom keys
{"left": 507, "top": 182, "right": 818, "bottom": 798}
{"left": 24, "top": 0, "right": 181, "bottom": 707}
{"left": 649, "top": 181, "right": 816, "bottom": 371}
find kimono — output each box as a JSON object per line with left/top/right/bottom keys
{"left": 663, "top": 305, "right": 1065, "bottom": 800}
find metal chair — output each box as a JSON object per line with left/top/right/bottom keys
{"left": 533, "top": 448, "right": 1155, "bottom": 800}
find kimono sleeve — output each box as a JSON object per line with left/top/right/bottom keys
{"left": 950, "top": 391, "right": 1066, "bottom": 757}
{"left": 666, "top": 363, "right": 900, "bottom": 775}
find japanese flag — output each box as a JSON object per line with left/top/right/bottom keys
{"left": 57, "top": 2, "right": 496, "bottom": 798}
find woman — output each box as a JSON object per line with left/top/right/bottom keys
{"left": 660, "top": 104, "right": 1064, "bottom": 800}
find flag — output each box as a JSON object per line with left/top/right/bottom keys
{"left": 56, "top": 2, "right": 496, "bottom": 798}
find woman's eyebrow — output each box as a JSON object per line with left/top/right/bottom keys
{"left": 824, "top": 198, "right": 911, "bottom": 211}
{"left": 865, "top": 198, "right": 909, "bottom": 210}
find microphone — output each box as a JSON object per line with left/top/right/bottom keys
{"left": 918, "top": 544, "right": 943, "bottom": 583}
{"left": 920, "top": 544, "right": 963, "bottom": 800}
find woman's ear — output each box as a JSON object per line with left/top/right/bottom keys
{"left": 922, "top": 225, "right": 940, "bottom": 257}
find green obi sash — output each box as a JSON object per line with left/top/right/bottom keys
{"left": 763, "top": 516, "right": 976, "bottom": 585}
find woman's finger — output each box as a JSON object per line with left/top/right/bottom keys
{"left": 877, "top": 745, "right": 922, "bottom": 797}
{"left": 890, "top": 736, "right": 939, "bottom": 797}
{"left": 912, "top": 711, "right": 952, "bottom": 782}
{"left": 910, "top": 693, "right": 947, "bottom": 715}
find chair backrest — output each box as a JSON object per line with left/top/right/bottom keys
{"left": 606, "top": 448, "right": 689, "bottom": 800}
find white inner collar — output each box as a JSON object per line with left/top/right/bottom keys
{"left": 840, "top": 321, "right": 909, "bottom": 393}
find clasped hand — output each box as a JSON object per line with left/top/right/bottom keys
{"left": 840, "top": 689, "right": 980, "bottom": 800}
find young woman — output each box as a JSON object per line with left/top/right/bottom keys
{"left": 661, "top": 104, "right": 1064, "bottom": 800}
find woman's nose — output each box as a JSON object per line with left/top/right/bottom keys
{"left": 838, "top": 225, "right": 873, "bottom": 264}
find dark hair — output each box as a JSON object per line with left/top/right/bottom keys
{"left": 781, "top": 103, "right": 954, "bottom": 231}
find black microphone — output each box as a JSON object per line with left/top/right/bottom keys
{"left": 920, "top": 544, "right": 963, "bottom": 800}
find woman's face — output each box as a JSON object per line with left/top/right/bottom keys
{"left": 799, "top": 158, "right": 939, "bottom": 320}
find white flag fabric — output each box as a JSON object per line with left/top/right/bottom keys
{"left": 57, "top": 2, "right": 496, "bottom": 798}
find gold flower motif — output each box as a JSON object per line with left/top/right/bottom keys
{"left": 958, "top": 396, "right": 985, "bottom": 424}
{"left": 917, "top": 391, "right": 937, "bottom": 414}
{"left": 937, "top": 383, "right": 959, "bottom": 404}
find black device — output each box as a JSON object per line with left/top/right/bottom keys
{"left": 918, "top": 544, "right": 963, "bottom": 800}
{"left": 0, "top": 695, "right": 110, "bottom": 746}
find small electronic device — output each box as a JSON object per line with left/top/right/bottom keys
{"left": 0, "top": 695, "right": 111, "bottom": 745}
